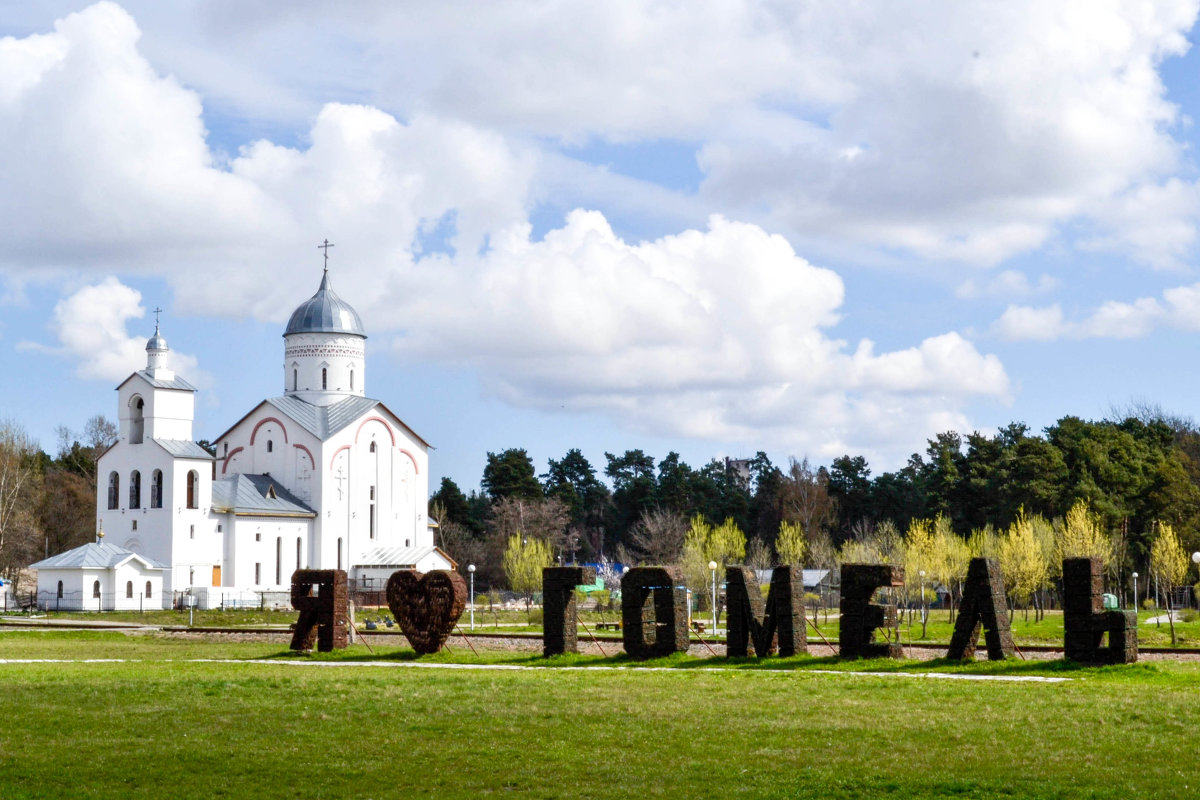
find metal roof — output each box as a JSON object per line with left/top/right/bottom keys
{"left": 283, "top": 272, "right": 366, "bottom": 337}
{"left": 355, "top": 545, "right": 456, "bottom": 570}
{"left": 31, "top": 541, "right": 167, "bottom": 571}
{"left": 263, "top": 394, "right": 380, "bottom": 441}
{"left": 211, "top": 474, "right": 316, "bottom": 517}
{"left": 154, "top": 439, "right": 214, "bottom": 460}
{"left": 117, "top": 369, "right": 197, "bottom": 392}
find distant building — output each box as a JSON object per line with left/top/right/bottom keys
{"left": 78, "top": 264, "right": 451, "bottom": 608}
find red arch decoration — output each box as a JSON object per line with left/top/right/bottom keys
{"left": 221, "top": 447, "right": 244, "bottom": 475}
{"left": 398, "top": 448, "right": 420, "bottom": 474}
{"left": 293, "top": 443, "right": 315, "bottom": 470}
{"left": 329, "top": 444, "right": 351, "bottom": 471}
{"left": 354, "top": 416, "right": 396, "bottom": 447}
{"left": 250, "top": 416, "right": 289, "bottom": 445}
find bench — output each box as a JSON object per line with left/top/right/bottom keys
{"left": 691, "top": 621, "right": 706, "bottom": 634}
{"left": 593, "top": 622, "right": 621, "bottom": 631}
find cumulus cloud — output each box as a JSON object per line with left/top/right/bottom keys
{"left": 0, "top": 4, "right": 1018, "bottom": 461}
{"left": 23, "top": 277, "right": 202, "bottom": 382}
{"left": 383, "top": 212, "right": 1010, "bottom": 458}
{"left": 994, "top": 282, "right": 1200, "bottom": 341}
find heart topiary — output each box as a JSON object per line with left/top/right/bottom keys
{"left": 386, "top": 569, "right": 468, "bottom": 654}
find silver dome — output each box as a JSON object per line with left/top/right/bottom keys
{"left": 284, "top": 272, "right": 366, "bottom": 337}
{"left": 146, "top": 327, "right": 168, "bottom": 351}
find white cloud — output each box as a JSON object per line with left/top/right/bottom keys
{"left": 384, "top": 212, "right": 1010, "bottom": 458}
{"left": 956, "top": 270, "right": 1060, "bottom": 300}
{"left": 24, "top": 277, "right": 202, "bottom": 382}
{"left": 0, "top": 4, "right": 1018, "bottom": 461}
{"left": 994, "top": 282, "right": 1200, "bottom": 341}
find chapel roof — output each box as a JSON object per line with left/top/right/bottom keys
{"left": 355, "top": 544, "right": 457, "bottom": 571}
{"left": 153, "top": 439, "right": 214, "bottom": 460}
{"left": 283, "top": 271, "right": 366, "bottom": 337}
{"left": 31, "top": 541, "right": 167, "bottom": 571}
{"left": 211, "top": 474, "right": 316, "bottom": 517}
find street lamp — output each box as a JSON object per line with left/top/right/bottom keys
{"left": 1132, "top": 571, "right": 1139, "bottom": 614}
{"left": 708, "top": 560, "right": 718, "bottom": 635}
{"left": 467, "top": 564, "right": 476, "bottom": 631}
{"left": 918, "top": 569, "right": 927, "bottom": 639}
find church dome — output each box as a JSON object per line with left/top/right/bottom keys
{"left": 284, "top": 271, "right": 366, "bottom": 337}
{"left": 146, "top": 326, "right": 167, "bottom": 352}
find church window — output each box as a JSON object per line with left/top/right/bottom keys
{"left": 296, "top": 538, "right": 302, "bottom": 570}
{"left": 108, "top": 472, "right": 119, "bottom": 510}
{"left": 350, "top": 369, "right": 354, "bottom": 391}
{"left": 369, "top": 486, "right": 376, "bottom": 540}
{"left": 129, "top": 470, "right": 141, "bottom": 509}
{"left": 151, "top": 470, "right": 162, "bottom": 508}
{"left": 57, "top": 581, "right": 63, "bottom": 599}
{"left": 126, "top": 581, "right": 133, "bottom": 599}
{"left": 255, "top": 531, "right": 261, "bottom": 542}
{"left": 322, "top": 368, "right": 327, "bottom": 390}
{"left": 217, "top": 524, "right": 222, "bottom": 533}
{"left": 276, "top": 537, "right": 282, "bottom": 585}
{"left": 293, "top": 369, "right": 298, "bottom": 392}
{"left": 337, "top": 538, "right": 343, "bottom": 571}
{"left": 369, "top": 441, "right": 376, "bottom": 454}
{"left": 145, "top": 581, "right": 152, "bottom": 599}
{"left": 92, "top": 580, "right": 100, "bottom": 599}
{"left": 130, "top": 397, "right": 144, "bottom": 445}
{"left": 405, "top": 539, "right": 411, "bottom": 548}
{"left": 186, "top": 470, "right": 199, "bottom": 508}
{"left": 223, "top": 442, "right": 228, "bottom": 457}
{"left": 255, "top": 563, "right": 261, "bottom": 585}
{"left": 189, "top": 525, "right": 195, "bottom": 539}
{"left": 132, "top": 520, "right": 137, "bottom": 531}
{"left": 267, "top": 440, "right": 273, "bottom": 453}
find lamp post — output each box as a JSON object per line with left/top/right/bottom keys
{"left": 1132, "top": 571, "right": 1139, "bottom": 614}
{"left": 708, "top": 560, "right": 718, "bottom": 634}
{"left": 919, "top": 569, "right": 927, "bottom": 639}
{"left": 467, "top": 564, "right": 476, "bottom": 631}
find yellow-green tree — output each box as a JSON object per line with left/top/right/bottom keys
{"left": 502, "top": 533, "right": 553, "bottom": 611}
{"left": 1150, "top": 522, "right": 1188, "bottom": 645}
{"left": 776, "top": 521, "right": 805, "bottom": 566}
{"left": 1056, "top": 500, "right": 1114, "bottom": 572}
{"left": 903, "top": 518, "right": 939, "bottom": 625}
{"left": 681, "top": 515, "right": 746, "bottom": 611}
{"left": 998, "top": 510, "right": 1047, "bottom": 621}
{"left": 932, "top": 516, "right": 971, "bottom": 623}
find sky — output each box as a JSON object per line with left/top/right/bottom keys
{"left": 4, "top": 1, "right": 1200, "bottom": 494}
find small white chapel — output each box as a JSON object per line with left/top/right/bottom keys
{"left": 57, "top": 260, "right": 454, "bottom": 609}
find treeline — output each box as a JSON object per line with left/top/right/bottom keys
{"left": 0, "top": 417, "right": 117, "bottom": 587}
{"left": 431, "top": 410, "right": 1200, "bottom": 595}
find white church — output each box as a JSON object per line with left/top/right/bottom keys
{"left": 43, "top": 265, "right": 454, "bottom": 609}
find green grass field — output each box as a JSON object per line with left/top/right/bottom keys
{"left": 2, "top": 629, "right": 1198, "bottom": 799}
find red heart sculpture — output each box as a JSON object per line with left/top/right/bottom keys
{"left": 386, "top": 569, "right": 468, "bottom": 654}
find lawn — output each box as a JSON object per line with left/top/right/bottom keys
{"left": 1, "top": 630, "right": 1198, "bottom": 799}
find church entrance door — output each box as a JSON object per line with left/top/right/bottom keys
{"left": 212, "top": 566, "right": 222, "bottom": 587}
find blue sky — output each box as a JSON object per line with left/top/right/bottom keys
{"left": 4, "top": 1, "right": 1200, "bottom": 493}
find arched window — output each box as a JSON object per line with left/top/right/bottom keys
{"left": 151, "top": 470, "right": 163, "bottom": 508}
{"left": 187, "top": 470, "right": 199, "bottom": 509}
{"left": 276, "top": 537, "right": 282, "bottom": 585}
{"left": 129, "top": 470, "right": 141, "bottom": 509}
{"left": 107, "top": 472, "right": 119, "bottom": 510}
{"left": 267, "top": 440, "right": 273, "bottom": 453}
{"left": 369, "top": 441, "right": 376, "bottom": 453}
{"left": 145, "top": 581, "right": 152, "bottom": 598}
{"left": 92, "top": 580, "right": 100, "bottom": 599}
{"left": 350, "top": 369, "right": 354, "bottom": 391}
{"left": 293, "top": 368, "right": 298, "bottom": 391}
{"left": 130, "top": 396, "right": 145, "bottom": 444}
{"left": 126, "top": 581, "right": 133, "bottom": 599}
{"left": 296, "top": 537, "right": 303, "bottom": 570}
{"left": 322, "top": 368, "right": 327, "bottom": 390}
{"left": 337, "top": 537, "right": 343, "bottom": 571}
{"left": 57, "top": 580, "right": 63, "bottom": 599}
